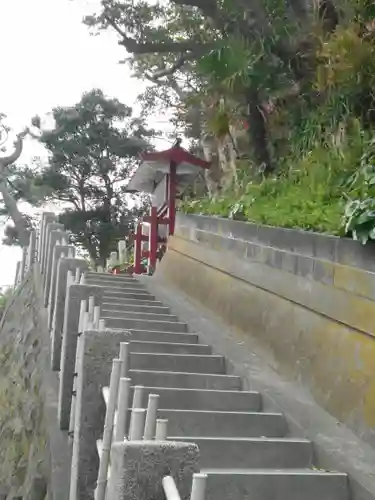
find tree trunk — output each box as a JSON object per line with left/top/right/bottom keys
{"left": 245, "top": 87, "right": 274, "bottom": 175}
{"left": 0, "top": 180, "right": 29, "bottom": 247}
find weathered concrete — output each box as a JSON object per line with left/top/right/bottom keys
{"left": 70, "top": 329, "right": 132, "bottom": 500}
{"left": 108, "top": 441, "right": 199, "bottom": 500}
{"left": 143, "top": 266, "right": 375, "bottom": 500}
{"left": 127, "top": 385, "right": 260, "bottom": 410}
{"left": 157, "top": 409, "right": 287, "bottom": 437}
{"left": 50, "top": 258, "right": 89, "bottom": 371}
{"left": 20, "top": 247, "right": 27, "bottom": 282}
{"left": 0, "top": 263, "right": 71, "bottom": 500}
{"left": 202, "top": 471, "right": 348, "bottom": 500}
{"left": 27, "top": 231, "right": 36, "bottom": 272}
{"left": 129, "top": 369, "right": 242, "bottom": 390}
{"left": 125, "top": 340, "right": 211, "bottom": 355}
{"left": 44, "top": 230, "right": 70, "bottom": 307}
{"left": 128, "top": 352, "right": 225, "bottom": 374}
{"left": 58, "top": 285, "right": 103, "bottom": 430}
{"left": 104, "top": 316, "right": 188, "bottom": 332}
{"left": 172, "top": 436, "right": 312, "bottom": 469}
{"left": 159, "top": 217, "right": 375, "bottom": 450}
{"left": 42, "top": 221, "right": 62, "bottom": 276}
{"left": 39, "top": 213, "right": 55, "bottom": 271}
{"left": 47, "top": 245, "right": 75, "bottom": 330}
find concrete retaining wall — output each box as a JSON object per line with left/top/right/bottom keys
{"left": 156, "top": 213, "right": 375, "bottom": 447}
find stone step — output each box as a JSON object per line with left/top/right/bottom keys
{"left": 128, "top": 386, "right": 257, "bottom": 410}
{"left": 102, "top": 303, "right": 171, "bottom": 315}
{"left": 102, "top": 298, "right": 165, "bottom": 308}
{"left": 201, "top": 469, "right": 349, "bottom": 500}
{"left": 157, "top": 409, "right": 287, "bottom": 438}
{"left": 170, "top": 437, "right": 312, "bottom": 469}
{"left": 105, "top": 317, "right": 188, "bottom": 332}
{"left": 129, "top": 352, "right": 225, "bottom": 374}
{"left": 127, "top": 340, "right": 212, "bottom": 355}
{"left": 86, "top": 272, "right": 136, "bottom": 283}
{"left": 86, "top": 279, "right": 146, "bottom": 290}
{"left": 129, "top": 369, "right": 241, "bottom": 390}
{"left": 127, "top": 329, "right": 200, "bottom": 345}
{"left": 102, "top": 291, "right": 155, "bottom": 302}
{"left": 103, "top": 311, "right": 180, "bottom": 323}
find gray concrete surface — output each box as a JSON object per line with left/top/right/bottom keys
{"left": 139, "top": 274, "right": 375, "bottom": 500}
{"left": 108, "top": 441, "right": 199, "bottom": 500}
{"left": 58, "top": 284, "right": 103, "bottom": 429}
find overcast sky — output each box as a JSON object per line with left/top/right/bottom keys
{"left": 0, "top": 0, "right": 171, "bottom": 287}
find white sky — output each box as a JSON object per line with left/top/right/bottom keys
{"left": 0, "top": 0, "right": 173, "bottom": 287}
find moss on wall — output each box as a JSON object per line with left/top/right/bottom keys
{"left": 0, "top": 274, "right": 49, "bottom": 500}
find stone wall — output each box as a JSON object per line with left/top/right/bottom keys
{"left": 156, "top": 213, "right": 375, "bottom": 447}
{"left": 0, "top": 272, "right": 51, "bottom": 500}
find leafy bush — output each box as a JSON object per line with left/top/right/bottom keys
{"left": 181, "top": 125, "right": 373, "bottom": 235}
{"left": 342, "top": 137, "right": 375, "bottom": 243}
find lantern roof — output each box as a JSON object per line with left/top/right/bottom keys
{"left": 126, "top": 144, "right": 210, "bottom": 194}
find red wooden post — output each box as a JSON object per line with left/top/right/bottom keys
{"left": 134, "top": 223, "right": 143, "bottom": 274}
{"left": 148, "top": 205, "right": 158, "bottom": 273}
{"left": 168, "top": 162, "right": 177, "bottom": 236}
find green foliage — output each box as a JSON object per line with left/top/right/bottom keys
{"left": 82, "top": 0, "right": 375, "bottom": 241}
{"left": 341, "top": 137, "right": 375, "bottom": 243}
{"left": 36, "top": 89, "right": 152, "bottom": 265}
{"left": 182, "top": 125, "right": 372, "bottom": 234}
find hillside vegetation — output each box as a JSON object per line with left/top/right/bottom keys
{"left": 83, "top": 0, "right": 375, "bottom": 243}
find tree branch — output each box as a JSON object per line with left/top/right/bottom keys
{"left": 0, "top": 128, "right": 28, "bottom": 170}
{"left": 104, "top": 14, "right": 206, "bottom": 55}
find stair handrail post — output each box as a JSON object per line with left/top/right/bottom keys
{"left": 114, "top": 377, "right": 131, "bottom": 442}
{"left": 143, "top": 393, "right": 159, "bottom": 440}
{"left": 134, "top": 222, "right": 143, "bottom": 274}
{"left": 95, "top": 358, "right": 122, "bottom": 500}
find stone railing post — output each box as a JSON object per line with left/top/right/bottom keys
{"left": 27, "top": 230, "right": 37, "bottom": 271}
{"left": 44, "top": 228, "right": 69, "bottom": 306}
{"left": 47, "top": 243, "right": 76, "bottom": 330}
{"left": 42, "top": 222, "right": 64, "bottom": 279}
{"left": 14, "top": 261, "right": 21, "bottom": 287}
{"left": 50, "top": 258, "right": 89, "bottom": 371}
{"left": 69, "top": 329, "right": 133, "bottom": 500}
{"left": 19, "top": 246, "right": 28, "bottom": 282}
{"left": 58, "top": 283, "right": 103, "bottom": 430}
{"left": 107, "top": 441, "right": 199, "bottom": 500}
{"left": 39, "top": 213, "right": 56, "bottom": 269}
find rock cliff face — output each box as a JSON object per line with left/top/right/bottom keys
{"left": 0, "top": 273, "right": 49, "bottom": 500}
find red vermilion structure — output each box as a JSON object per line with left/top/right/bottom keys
{"left": 126, "top": 142, "right": 210, "bottom": 275}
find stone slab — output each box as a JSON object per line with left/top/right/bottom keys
{"left": 108, "top": 441, "right": 199, "bottom": 500}
{"left": 44, "top": 230, "right": 70, "bottom": 306}
{"left": 69, "top": 329, "right": 132, "bottom": 500}
{"left": 50, "top": 258, "right": 89, "bottom": 371}
{"left": 47, "top": 245, "right": 75, "bottom": 330}
{"left": 57, "top": 285, "right": 103, "bottom": 430}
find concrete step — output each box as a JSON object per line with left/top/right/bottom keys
{"left": 128, "top": 386, "right": 257, "bottom": 410}
{"left": 157, "top": 409, "right": 287, "bottom": 438}
{"left": 129, "top": 369, "right": 241, "bottom": 390}
{"left": 128, "top": 340, "right": 212, "bottom": 355}
{"left": 87, "top": 272, "right": 136, "bottom": 282}
{"left": 102, "top": 303, "right": 171, "bottom": 315}
{"left": 170, "top": 437, "right": 312, "bottom": 469}
{"left": 102, "top": 290, "right": 155, "bottom": 301}
{"left": 127, "top": 329, "right": 199, "bottom": 344}
{"left": 86, "top": 280, "right": 146, "bottom": 291}
{"left": 129, "top": 352, "right": 225, "bottom": 374}
{"left": 201, "top": 469, "right": 349, "bottom": 500}
{"left": 102, "top": 298, "right": 165, "bottom": 308}
{"left": 103, "top": 311, "right": 180, "bottom": 323}
{"left": 105, "top": 317, "right": 188, "bottom": 332}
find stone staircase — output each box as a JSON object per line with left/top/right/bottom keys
{"left": 85, "top": 271, "right": 349, "bottom": 500}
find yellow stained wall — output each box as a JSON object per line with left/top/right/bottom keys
{"left": 158, "top": 235, "right": 375, "bottom": 445}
